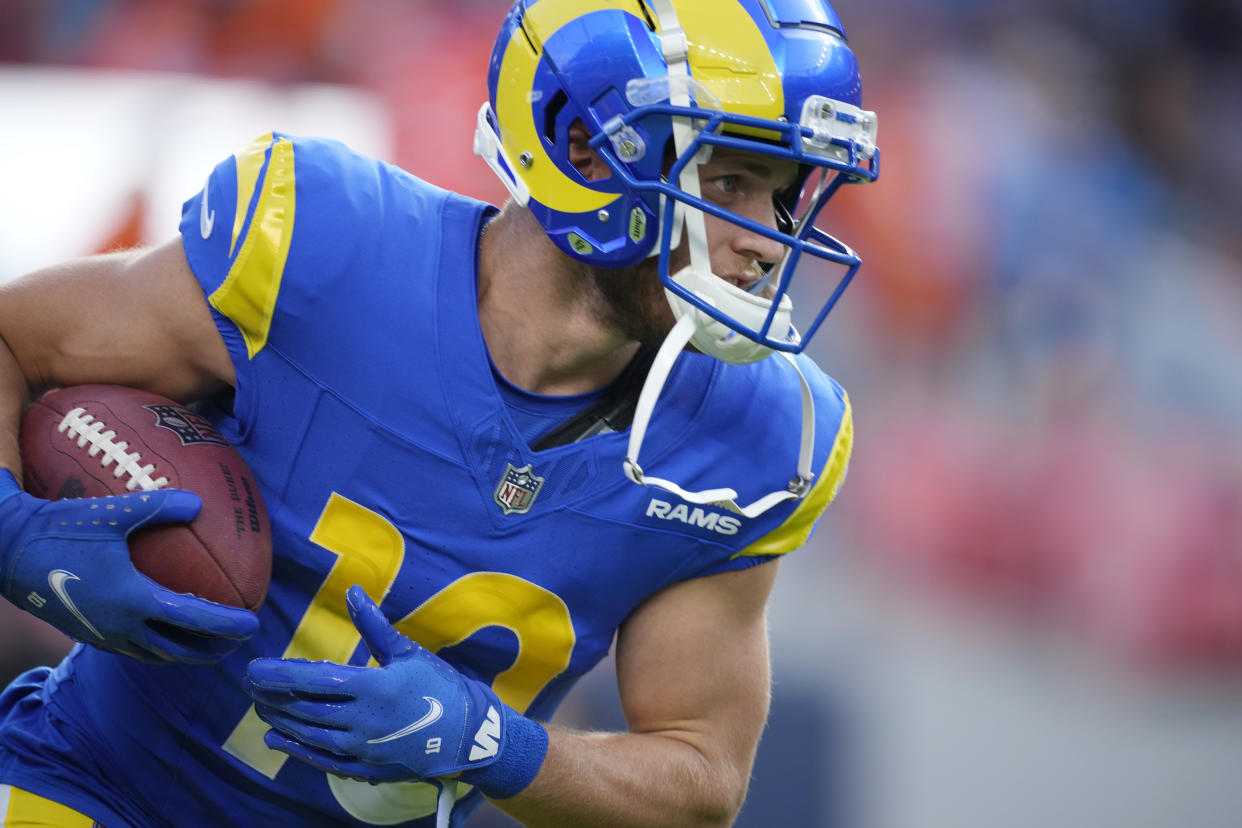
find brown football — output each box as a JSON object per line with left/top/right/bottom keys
{"left": 19, "top": 385, "right": 271, "bottom": 611}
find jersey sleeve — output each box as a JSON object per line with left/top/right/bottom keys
{"left": 177, "top": 132, "right": 461, "bottom": 433}
{"left": 179, "top": 132, "right": 295, "bottom": 366}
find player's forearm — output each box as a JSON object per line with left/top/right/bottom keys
{"left": 0, "top": 252, "right": 150, "bottom": 479}
{"left": 490, "top": 726, "right": 749, "bottom": 828}
{"left": 0, "top": 255, "right": 134, "bottom": 480}
{"left": 0, "top": 326, "right": 30, "bottom": 479}
{"left": 0, "top": 245, "right": 231, "bottom": 412}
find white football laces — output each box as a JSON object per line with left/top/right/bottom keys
{"left": 57, "top": 407, "right": 169, "bottom": 492}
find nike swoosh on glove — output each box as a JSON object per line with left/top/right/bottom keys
{"left": 247, "top": 585, "right": 548, "bottom": 799}
{"left": 0, "top": 469, "right": 259, "bottom": 664}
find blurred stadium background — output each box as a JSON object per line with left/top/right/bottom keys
{"left": 2, "top": 1, "right": 1242, "bottom": 826}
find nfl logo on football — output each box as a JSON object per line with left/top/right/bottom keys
{"left": 494, "top": 463, "right": 544, "bottom": 515}
{"left": 144, "top": 403, "right": 229, "bottom": 447}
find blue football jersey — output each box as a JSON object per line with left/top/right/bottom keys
{"left": 0, "top": 133, "right": 853, "bottom": 827}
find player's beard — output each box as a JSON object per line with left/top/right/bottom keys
{"left": 584, "top": 256, "right": 675, "bottom": 349}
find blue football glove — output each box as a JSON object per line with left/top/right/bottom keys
{"left": 247, "top": 585, "right": 548, "bottom": 799}
{"left": 0, "top": 469, "right": 259, "bottom": 664}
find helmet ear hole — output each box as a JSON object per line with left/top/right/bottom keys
{"left": 543, "top": 90, "right": 568, "bottom": 142}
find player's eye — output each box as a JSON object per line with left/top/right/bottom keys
{"left": 702, "top": 174, "right": 746, "bottom": 207}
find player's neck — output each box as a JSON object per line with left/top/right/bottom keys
{"left": 476, "top": 204, "right": 639, "bottom": 396}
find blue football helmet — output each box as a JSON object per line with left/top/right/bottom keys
{"left": 474, "top": 0, "right": 879, "bottom": 516}
{"left": 475, "top": 0, "right": 879, "bottom": 366}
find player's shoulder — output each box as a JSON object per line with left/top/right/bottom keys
{"left": 703, "top": 351, "right": 849, "bottom": 450}
{"left": 180, "top": 132, "right": 463, "bottom": 280}
{"left": 179, "top": 132, "right": 484, "bottom": 315}
{"left": 272, "top": 132, "right": 444, "bottom": 206}
{"left": 177, "top": 132, "right": 491, "bottom": 390}
{"left": 249, "top": 132, "right": 458, "bottom": 242}
{"left": 638, "top": 352, "right": 852, "bottom": 572}
{"left": 703, "top": 350, "right": 851, "bottom": 522}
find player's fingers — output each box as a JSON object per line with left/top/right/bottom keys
{"left": 50, "top": 489, "right": 202, "bottom": 537}
{"left": 127, "top": 488, "right": 203, "bottom": 529}
{"left": 261, "top": 730, "right": 376, "bottom": 781}
{"left": 247, "top": 657, "right": 358, "bottom": 697}
{"left": 139, "top": 623, "right": 246, "bottom": 664}
{"left": 146, "top": 588, "right": 260, "bottom": 640}
{"left": 113, "top": 640, "right": 176, "bottom": 665}
{"left": 346, "top": 585, "right": 411, "bottom": 667}
{"left": 247, "top": 688, "right": 350, "bottom": 726}
{"left": 254, "top": 703, "right": 351, "bottom": 752}
{"left": 31, "top": 488, "right": 200, "bottom": 539}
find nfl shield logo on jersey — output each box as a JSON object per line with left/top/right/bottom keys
{"left": 494, "top": 463, "right": 545, "bottom": 515}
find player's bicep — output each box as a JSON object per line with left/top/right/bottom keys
{"left": 0, "top": 237, "right": 234, "bottom": 402}
{"left": 614, "top": 561, "right": 779, "bottom": 777}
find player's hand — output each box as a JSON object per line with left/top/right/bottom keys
{"left": 246, "top": 585, "right": 548, "bottom": 798}
{"left": 0, "top": 470, "right": 259, "bottom": 664}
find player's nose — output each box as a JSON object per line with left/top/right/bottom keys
{"left": 728, "top": 195, "right": 785, "bottom": 266}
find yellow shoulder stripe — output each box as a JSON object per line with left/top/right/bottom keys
{"left": 733, "top": 391, "right": 853, "bottom": 559}
{"left": 230, "top": 132, "right": 273, "bottom": 257}
{"left": 0, "top": 785, "right": 97, "bottom": 826}
{"left": 209, "top": 134, "right": 296, "bottom": 359}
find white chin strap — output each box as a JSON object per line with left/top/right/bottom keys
{"left": 623, "top": 314, "right": 817, "bottom": 519}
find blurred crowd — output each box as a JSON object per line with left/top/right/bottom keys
{"left": 827, "top": 0, "right": 1242, "bottom": 670}
{"left": 0, "top": 0, "right": 506, "bottom": 202}
{"left": 2, "top": 0, "right": 1241, "bottom": 684}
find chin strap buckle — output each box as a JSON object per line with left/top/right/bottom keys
{"left": 623, "top": 459, "right": 645, "bottom": 487}
{"left": 787, "top": 474, "right": 815, "bottom": 498}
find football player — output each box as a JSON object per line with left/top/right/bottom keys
{"left": 0, "top": 1, "right": 878, "bottom": 825}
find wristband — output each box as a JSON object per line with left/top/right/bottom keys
{"left": 461, "top": 707, "right": 549, "bottom": 799}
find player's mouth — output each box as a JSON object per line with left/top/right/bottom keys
{"left": 722, "top": 273, "right": 757, "bottom": 290}
{"left": 721, "top": 271, "right": 774, "bottom": 298}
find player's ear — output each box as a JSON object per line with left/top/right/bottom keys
{"left": 568, "top": 121, "right": 611, "bottom": 183}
